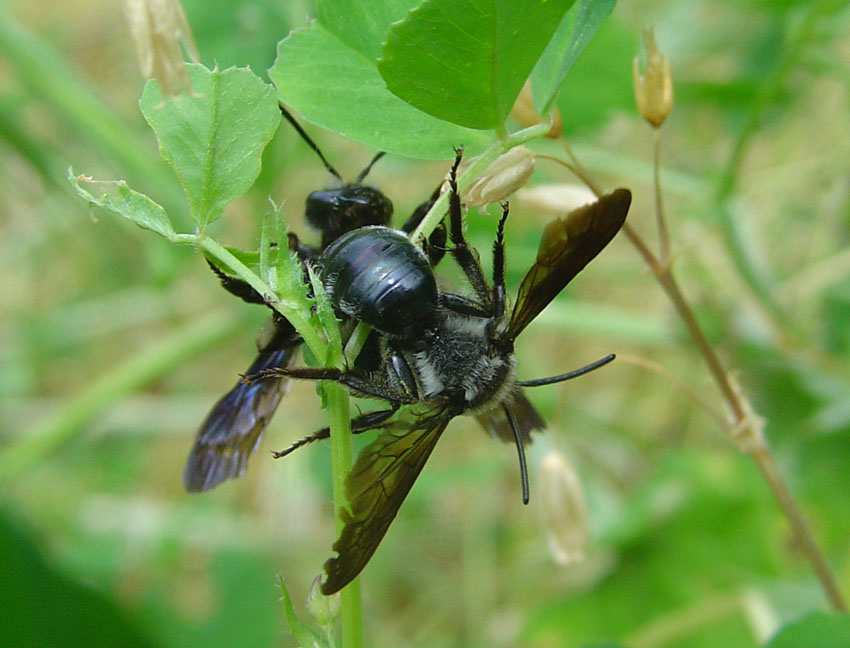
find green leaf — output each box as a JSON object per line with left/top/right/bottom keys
{"left": 552, "top": 17, "right": 635, "bottom": 135}
{"left": 68, "top": 168, "right": 176, "bottom": 240}
{"left": 317, "top": 0, "right": 420, "bottom": 60}
{"left": 278, "top": 578, "right": 328, "bottom": 648}
{"left": 530, "top": 0, "right": 617, "bottom": 113}
{"left": 139, "top": 63, "right": 279, "bottom": 227}
{"left": 0, "top": 511, "right": 156, "bottom": 648}
{"left": 378, "top": 0, "right": 575, "bottom": 129}
{"left": 270, "top": 25, "right": 491, "bottom": 160}
{"left": 764, "top": 612, "right": 850, "bottom": 648}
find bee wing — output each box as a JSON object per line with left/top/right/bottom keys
{"left": 321, "top": 410, "right": 451, "bottom": 594}
{"left": 475, "top": 389, "right": 545, "bottom": 444}
{"left": 183, "top": 345, "right": 298, "bottom": 492}
{"left": 508, "top": 189, "right": 631, "bottom": 340}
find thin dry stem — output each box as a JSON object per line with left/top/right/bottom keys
{"left": 653, "top": 127, "right": 671, "bottom": 261}
{"left": 552, "top": 128, "right": 847, "bottom": 611}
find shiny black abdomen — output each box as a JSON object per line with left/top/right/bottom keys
{"left": 320, "top": 226, "right": 438, "bottom": 338}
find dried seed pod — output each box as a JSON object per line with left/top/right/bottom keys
{"left": 125, "top": 0, "right": 199, "bottom": 97}
{"left": 632, "top": 27, "right": 673, "bottom": 127}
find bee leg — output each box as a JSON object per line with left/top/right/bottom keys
{"left": 402, "top": 184, "right": 448, "bottom": 267}
{"left": 438, "top": 293, "right": 490, "bottom": 317}
{"left": 401, "top": 184, "right": 441, "bottom": 233}
{"left": 446, "top": 147, "right": 491, "bottom": 304}
{"left": 272, "top": 404, "right": 400, "bottom": 459}
{"left": 206, "top": 232, "right": 314, "bottom": 307}
{"left": 206, "top": 257, "right": 267, "bottom": 305}
{"left": 491, "top": 203, "right": 510, "bottom": 319}
{"left": 248, "top": 366, "right": 417, "bottom": 405}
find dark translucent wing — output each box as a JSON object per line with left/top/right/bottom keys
{"left": 508, "top": 189, "right": 631, "bottom": 339}
{"left": 475, "top": 389, "right": 545, "bottom": 444}
{"left": 183, "top": 345, "right": 298, "bottom": 492}
{"left": 321, "top": 410, "right": 451, "bottom": 594}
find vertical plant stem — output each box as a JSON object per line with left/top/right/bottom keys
{"left": 559, "top": 100, "right": 847, "bottom": 610}
{"left": 748, "top": 443, "right": 848, "bottom": 612}
{"left": 201, "top": 235, "right": 366, "bottom": 637}
{"left": 627, "top": 144, "right": 847, "bottom": 611}
{"left": 635, "top": 231, "right": 847, "bottom": 611}
{"left": 309, "top": 264, "right": 363, "bottom": 645}
{"left": 325, "top": 382, "right": 364, "bottom": 647}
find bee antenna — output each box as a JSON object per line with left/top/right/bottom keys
{"left": 503, "top": 404, "right": 529, "bottom": 505}
{"left": 279, "top": 102, "right": 343, "bottom": 182}
{"left": 517, "top": 354, "right": 615, "bottom": 388}
{"left": 355, "top": 152, "right": 386, "bottom": 183}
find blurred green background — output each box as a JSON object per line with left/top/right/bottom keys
{"left": 1, "top": 0, "right": 849, "bottom": 646}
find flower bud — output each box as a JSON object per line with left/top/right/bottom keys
{"left": 632, "top": 27, "right": 673, "bottom": 127}
{"left": 538, "top": 450, "right": 589, "bottom": 566}
{"left": 125, "top": 0, "right": 199, "bottom": 97}
{"left": 511, "top": 81, "right": 563, "bottom": 138}
{"left": 306, "top": 574, "right": 339, "bottom": 626}
{"left": 462, "top": 147, "right": 535, "bottom": 206}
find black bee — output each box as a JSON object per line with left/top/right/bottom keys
{"left": 183, "top": 105, "right": 450, "bottom": 492}
{"left": 258, "top": 149, "right": 632, "bottom": 593}
{"left": 184, "top": 106, "right": 401, "bottom": 492}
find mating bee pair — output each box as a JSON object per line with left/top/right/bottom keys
{"left": 184, "top": 106, "right": 631, "bottom": 594}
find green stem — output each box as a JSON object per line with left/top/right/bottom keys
{"left": 325, "top": 382, "right": 363, "bottom": 647}
{"left": 187, "top": 235, "right": 327, "bottom": 359}
{"left": 199, "top": 234, "right": 366, "bottom": 634}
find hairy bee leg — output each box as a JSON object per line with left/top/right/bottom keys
{"left": 438, "top": 293, "right": 491, "bottom": 317}
{"left": 249, "top": 366, "right": 417, "bottom": 405}
{"left": 447, "top": 147, "right": 492, "bottom": 304}
{"left": 206, "top": 233, "right": 312, "bottom": 307}
{"left": 402, "top": 184, "right": 448, "bottom": 266}
{"left": 401, "top": 184, "right": 441, "bottom": 233}
{"left": 491, "top": 203, "right": 510, "bottom": 319}
{"left": 272, "top": 405, "right": 400, "bottom": 459}
{"left": 206, "top": 258, "right": 267, "bottom": 305}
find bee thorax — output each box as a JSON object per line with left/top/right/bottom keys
{"left": 412, "top": 311, "right": 516, "bottom": 410}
